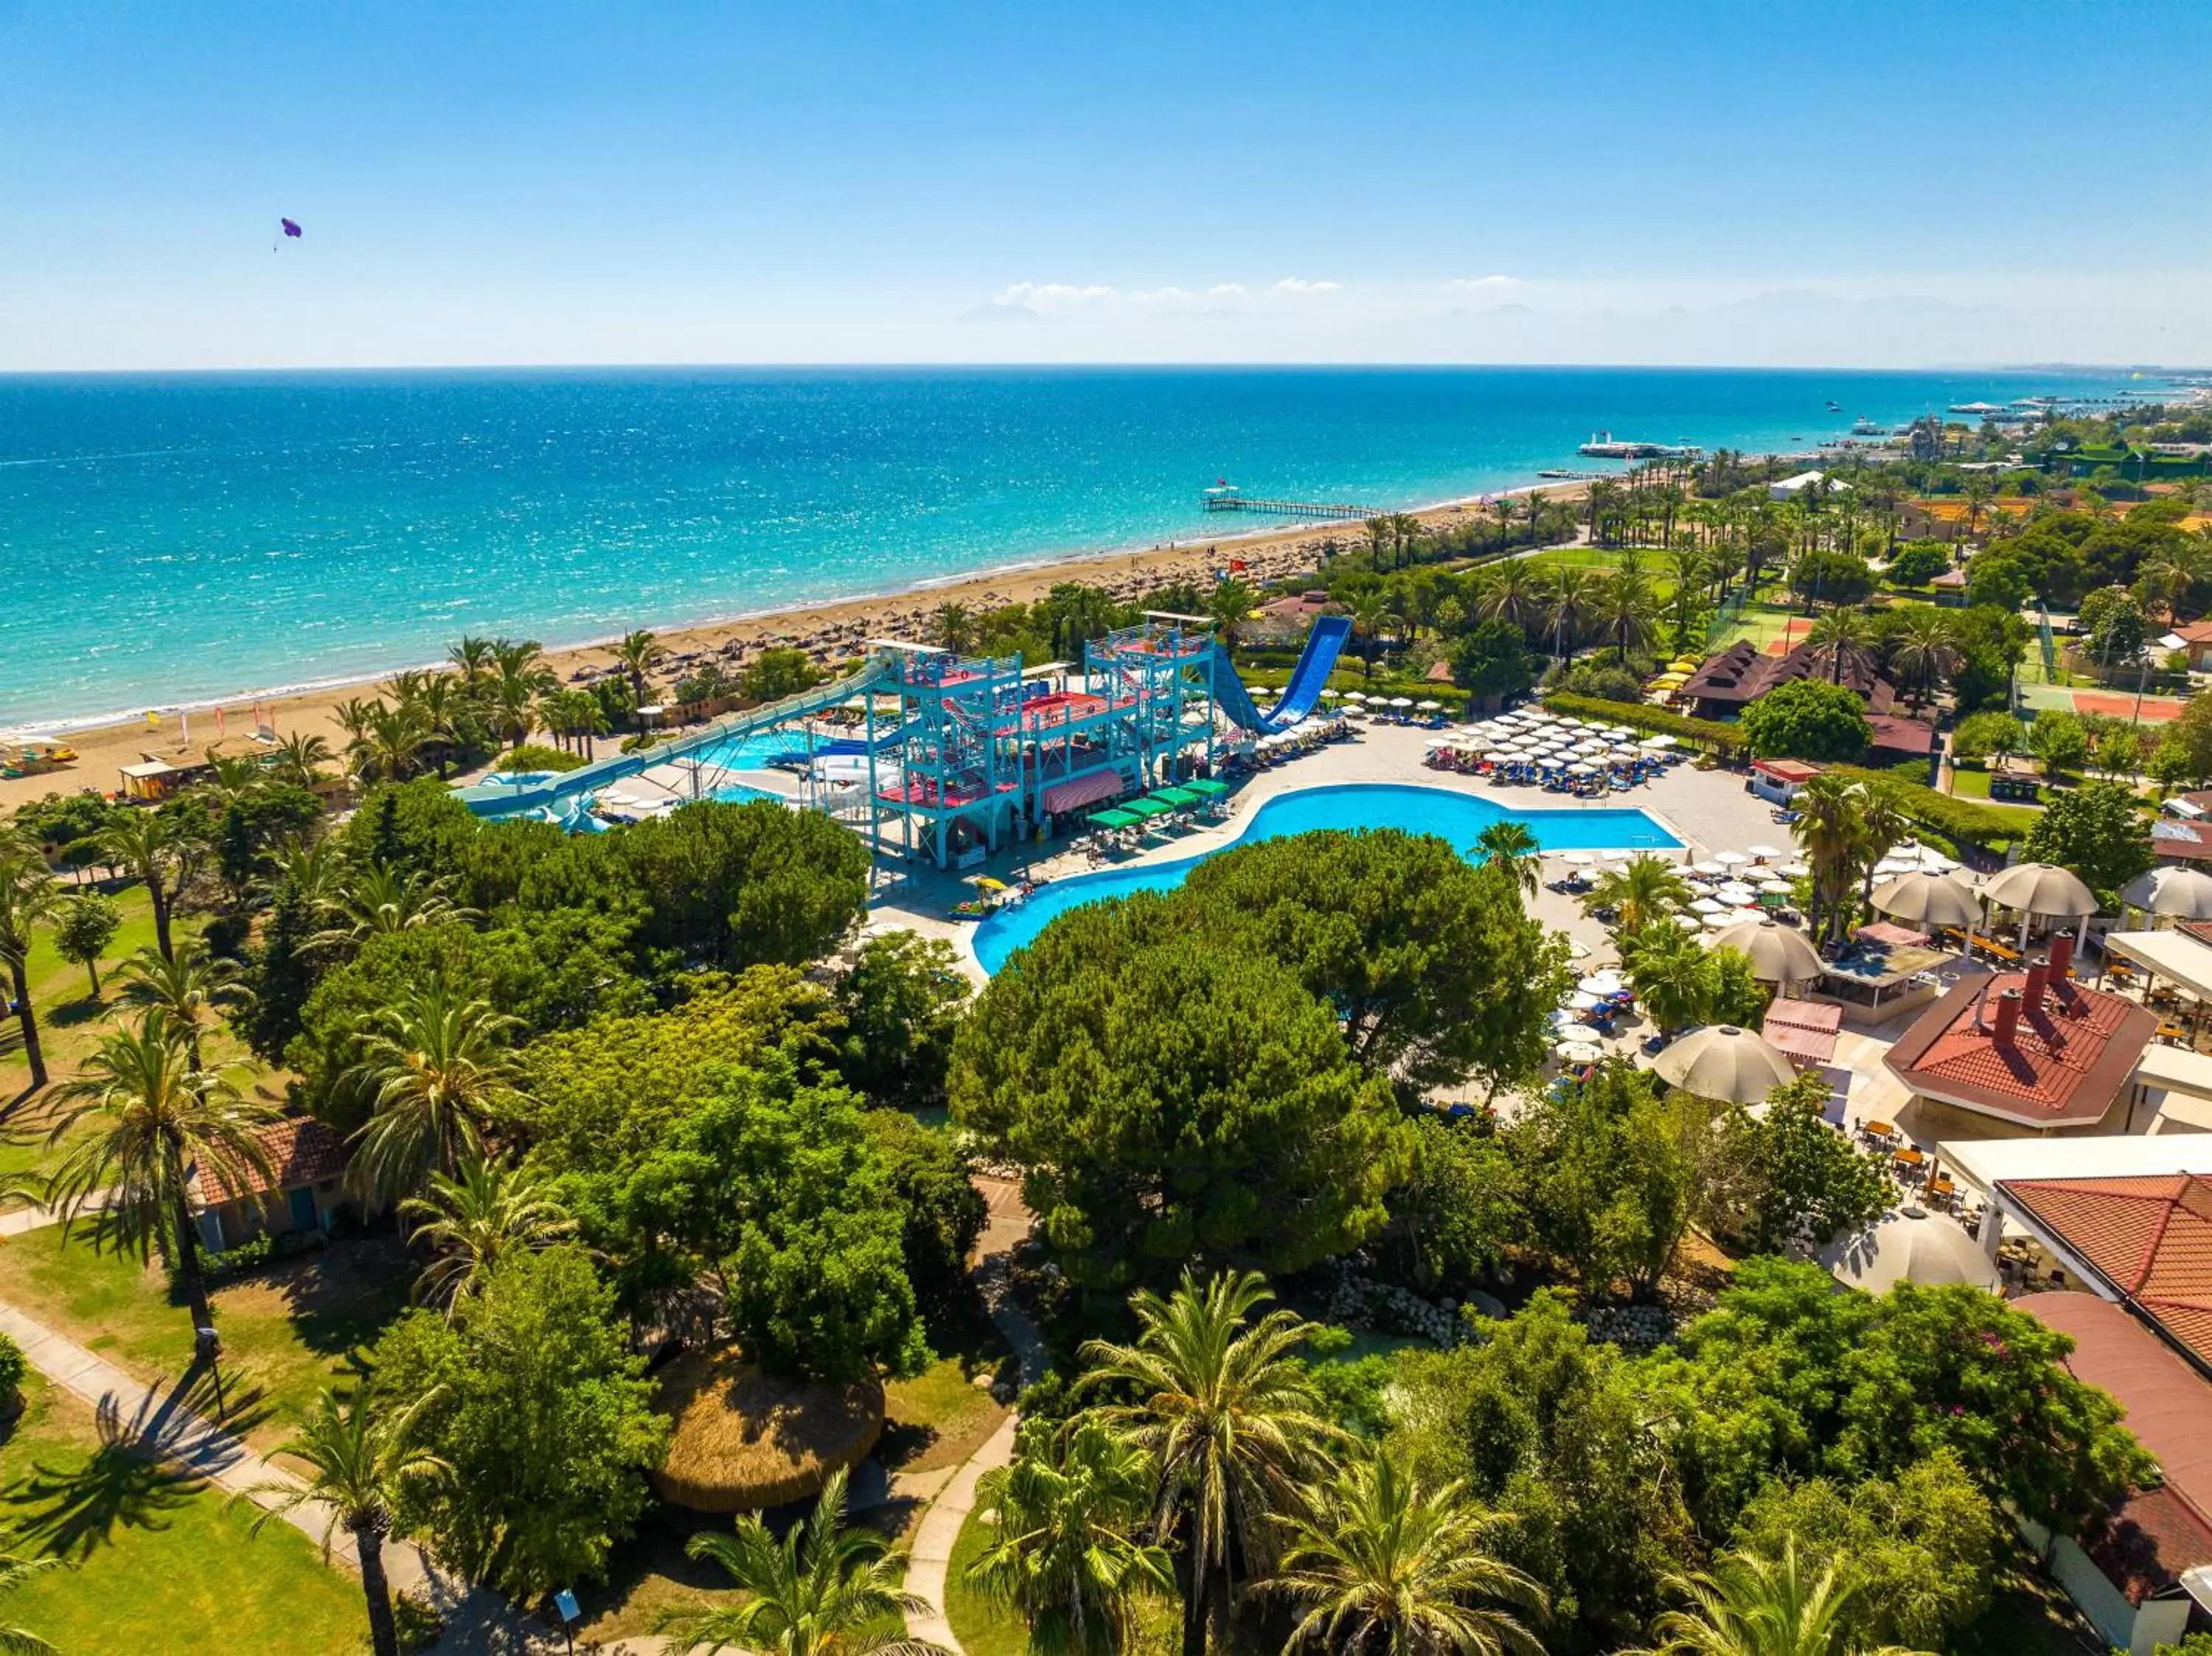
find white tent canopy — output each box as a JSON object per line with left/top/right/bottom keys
{"left": 2105, "top": 929, "right": 2212, "bottom": 1003}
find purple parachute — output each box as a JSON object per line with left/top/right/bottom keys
{"left": 281, "top": 218, "right": 302, "bottom": 238}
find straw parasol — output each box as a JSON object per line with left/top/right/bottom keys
{"left": 1871, "top": 871, "right": 1980, "bottom": 930}
{"left": 1652, "top": 1023, "right": 1797, "bottom": 1106}
{"left": 1983, "top": 861, "right": 2098, "bottom": 919}
{"left": 2121, "top": 863, "right": 2212, "bottom": 921}
{"left": 650, "top": 1346, "right": 887, "bottom": 1512}
{"left": 1711, "top": 918, "right": 1823, "bottom": 984}
{"left": 1819, "top": 1206, "right": 2000, "bottom": 1295}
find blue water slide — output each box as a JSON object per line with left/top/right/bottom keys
{"left": 1211, "top": 614, "right": 1352, "bottom": 734}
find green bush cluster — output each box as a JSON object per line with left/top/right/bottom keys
{"left": 1540, "top": 691, "right": 1745, "bottom": 756}
{"left": 1825, "top": 765, "right": 2025, "bottom": 848}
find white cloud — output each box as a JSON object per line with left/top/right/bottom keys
{"left": 1444, "top": 275, "right": 1523, "bottom": 294}
{"left": 986, "top": 277, "right": 1343, "bottom": 314}
{"left": 1270, "top": 277, "right": 1341, "bottom": 295}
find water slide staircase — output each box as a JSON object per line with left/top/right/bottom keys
{"left": 1210, "top": 614, "right": 1352, "bottom": 734}
{"left": 457, "top": 658, "right": 891, "bottom": 821}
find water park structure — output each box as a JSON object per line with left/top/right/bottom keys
{"left": 455, "top": 613, "right": 1352, "bottom": 870}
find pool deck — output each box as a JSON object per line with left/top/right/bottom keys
{"left": 866, "top": 718, "right": 1788, "bottom": 984}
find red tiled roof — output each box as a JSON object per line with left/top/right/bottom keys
{"left": 1882, "top": 970, "right": 2159, "bottom": 1127}
{"left": 2017, "top": 1292, "right": 2212, "bottom": 1599}
{"left": 1865, "top": 714, "right": 1936, "bottom": 756}
{"left": 2003, "top": 1177, "right": 2212, "bottom": 1371}
{"left": 192, "top": 1118, "right": 347, "bottom": 1208}
{"left": 1753, "top": 759, "right": 1821, "bottom": 783}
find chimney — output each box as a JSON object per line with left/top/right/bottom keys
{"left": 1994, "top": 988, "right": 2023, "bottom": 1047}
{"left": 2050, "top": 932, "right": 2076, "bottom": 992}
{"left": 2024, "top": 955, "right": 2051, "bottom": 1013}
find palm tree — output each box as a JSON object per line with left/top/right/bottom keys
{"left": 1595, "top": 570, "right": 1658, "bottom": 664}
{"left": 311, "top": 863, "right": 470, "bottom": 956}
{"left": 1851, "top": 783, "right": 1910, "bottom": 926}
{"left": 1790, "top": 775, "right": 1865, "bottom": 947}
{"left": 1580, "top": 854, "right": 1694, "bottom": 936}
{"left": 351, "top": 700, "right": 431, "bottom": 782}
{"left": 1475, "top": 822, "right": 1541, "bottom": 900}
{"left": 1541, "top": 566, "right": 1602, "bottom": 661}
{"left": 47, "top": 1009, "right": 278, "bottom": 1333}
{"left": 1803, "top": 611, "right": 1873, "bottom": 688}
{"left": 654, "top": 1466, "right": 947, "bottom": 1656}
{"left": 397, "top": 1152, "right": 575, "bottom": 1311}
{"left": 0, "top": 1554, "right": 60, "bottom": 1655}
{"left": 114, "top": 942, "right": 251, "bottom": 1071}
{"left": 1883, "top": 610, "right": 1958, "bottom": 712}
{"left": 341, "top": 974, "right": 524, "bottom": 1201}
{"left": 1272, "top": 1449, "right": 1546, "bottom": 1656}
{"left": 270, "top": 731, "right": 336, "bottom": 790}
{"left": 933, "top": 602, "right": 976, "bottom": 655}
{"left": 969, "top": 1416, "right": 1177, "bottom": 1655}
{"left": 95, "top": 809, "right": 193, "bottom": 961}
{"left": 1349, "top": 594, "right": 1389, "bottom": 678}
{"left": 1474, "top": 561, "right": 1543, "bottom": 640}
{"left": 1621, "top": 919, "right": 1714, "bottom": 1037}
{"left": 615, "top": 628, "right": 667, "bottom": 706}
{"left": 236, "top": 1384, "right": 449, "bottom": 1656}
{"left": 1634, "top": 1538, "right": 1921, "bottom": 1656}
{"left": 262, "top": 834, "right": 349, "bottom": 912}
{"left": 0, "top": 838, "right": 62, "bottom": 1090}
{"left": 1081, "top": 1270, "right": 1337, "bottom": 1656}
{"left": 446, "top": 634, "right": 496, "bottom": 684}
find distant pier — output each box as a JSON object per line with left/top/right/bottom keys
{"left": 1201, "top": 486, "right": 1380, "bottom": 521}
{"left": 1577, "top": 431, "right": 1702, "bottom": 460}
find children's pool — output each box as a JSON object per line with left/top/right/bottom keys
{"left": 970, "top": 782, "right": 1680, "bottom": 975}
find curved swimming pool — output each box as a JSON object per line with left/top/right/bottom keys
{"left": 970, "top": 782, "right": 1679, "bottom": 975}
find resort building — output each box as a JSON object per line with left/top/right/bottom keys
{"left": 1766, "top": 469, "right": 1827, "bottom": 501}
{"left": 189, "top": 1117, "right": 350, "bottom": 1254}
{"left": 1674, "top": 641, "right": 1931, "bottom": 751}
{"left": 1882, "top": 939, "right": 2159, "bottom": 1136}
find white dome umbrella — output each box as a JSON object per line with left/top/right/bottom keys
{"left": 1652, "top": 1023, "right": 1798, "bottom": 1106}
{"left": 1555, "top": 1040, "right": 1606, "bottom": 1066}
{"left": 1691, "top": 859, "right": 1730, "bottom": 877}
{"left": 1691, "top": 897, "right": 1728, "bottom": 916}
{"left": 1714, "top": 851, "right": 1751, "bottom": 867}
{"left": 1579, "top": 971, "right": 1627, "bottom": 996}
{"left": 1871, "top": 870, "right": 1984, "bottom": 963}
{"left": 1711, "top": 918, "right": 1824, "bottom": 984}
{"left": 1820, "top": 1206, "right": 2000, "bottom": 1295}
{"left": 1746, "top": 843, "right": 1785, "bottom": 861}
{"left": 1778, "top": 860, "right": 1813, "bottom": 879}
{"left": 1717, "top": 883, "right": 1759, "bottom": 905}
{"left": 1983, "top": 860, "right": 2100, "bottom": 955}
{"left": 1388, "top": 697, "right": 1415, "bottom": 709}
{"left": 2121, "top": 863, "right": 2212, "bottom": 924}
{"left": 1416, "top": 699, "right": 1442, "bottom": 712}
{"left": 1565, "top": 990, "right": 1605, "bottom": 1012}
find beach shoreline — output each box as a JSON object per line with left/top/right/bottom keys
{"left": 0, "top": 477, "right": 1590, "bottom": 810}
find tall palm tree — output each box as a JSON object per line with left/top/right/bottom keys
{"left": 1883, "top": 610, "right": 1958, "bottom": 712}
{"left": 270, "top": 731, "right": 336, "bottom": 790}
{"left": 397, "top": 1152, "right": 576, "bottom": 1312}
{"left": 114, "top": 942, "right": 251, "bottom": 1071}
{"left": 970, "top": 1416, "right": 1176, "bottom": 1655}
{"left": 1790, "top": 776, "right": 1865, "bottom": 947}
{"left": 1595, "top": 570, "right": 1658, "bottom": 664}
{"left": 311, "top": 863, "right": 470, "bottom": 956}
{"left": 614, "top": 628, "right": 667, "bottom": 709}
{"left": 0, "top": 837, "right": 62, "bottom": 1090}
{"left": 1851, "top": 784, "right": 1910, "bottom": 927}
{"left": 351, "top": 700, "right": 431, "bottom": 783}
{"left": 1081, "top": 1270, "right": 1338, "bottom": 1656}
{"left": 341, "top": 974, "right": 524, "bottom": 1201}
{"left": 1474, "top": 561, "right": 1543, "bottom": 640}
{"left": 446, "top": 634, "right": 496, "bottom": 684}
{"left": 1621, "top": 919, "right": 1714, "bottom": 1037}
{"left": 47, "top": 1008, "right": 277, "bottom": 1333}
{"left": 95, "top": 809, "right": 194, "bottom": 961}
{"left": 1349, "top": 594, "right": 1390, "bottom": 679}
{"left": 1579, "top": 854, "right": 1694, "bottom": 936}
{"left": 1475, "top": 822, "right": 1541, "bottom": 900}
{"left": 236, "top": 1384, "right": 449, "bottom": 1656}
{"left": 1542, "top": 566, "right": 1603, "bottom": 661}
{"left": 1803, "top": 612, "right": 1873, "bottom": 688}
{"left": 1634, "top": 1539, "right": 1923, "bottom": 1656}
{"left": 1272, "top": 1449, "right": 1546, "bottom": 1656}
{"left": 654, "top": 1466, "right": 947, "bottom": 1656}
{"left": 262, "top": 834, "right": 350, "bottom": 912}
{"left": 933, "top": 602, "right": 976, "bottom": 655}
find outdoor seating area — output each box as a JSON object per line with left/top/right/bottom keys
{"left": 1236, "top": 714, "right": 1354, "bottom": 768}
{"left": 1321, "top": 688, "right": 1448, "bottom": 727}
{"left": 1424, "top": 707, "right": 1680, "bottom": 795}
{"left": 1071, "top": 778, "right": 1234, "bottom": 863}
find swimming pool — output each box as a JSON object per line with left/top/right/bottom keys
{"left": 970, "top": 782, "right": 1680, "bottom": 975}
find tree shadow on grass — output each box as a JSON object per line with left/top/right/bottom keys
{"left": 46, "top": 996, "right": 108, "bottom": 1030}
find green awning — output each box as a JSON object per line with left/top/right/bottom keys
{"left": 1183, "top": 778, "right": 1230, "bottom": 797}
{"left": 1124, "top": 799, "right": 1173, "bottom": 818}
{"left": 1088, "top": 807, "right": 1142, "bottom": 829}
{"left": 1148, "top": 786, "right": 1203, "bottom": 807}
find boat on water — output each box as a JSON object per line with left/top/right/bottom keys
{"left": 1949, "top": 400, "right": 2006, "bottom": 416}
{"left": 1826, "top": 400, "right": 1843, "bottom": 412}
{"left": 1850, "top": 417, "right": 1884, "bottom": 436}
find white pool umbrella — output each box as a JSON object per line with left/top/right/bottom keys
{"left": 1565, "top": 991, "right": 1604, "bottom": 1012}
{"left": 1417, "top": 699, "right": 1442, "bottom": 711}
{"left": 1746, "top": 843, "right": 1784, "bottom": 860}
{"left": 1484, "top": 750, "right": 1516, "bottom": 764}
{"left": 1556, "top": 1040, "right": 1606, "bottom": 1065}
{"left": 1579, "top": 971, "right": 1626, "bottom": 996}
{"left": 1653, "top": 1023, "right": 1797, "bottom": 1105}
{"left": 1691, "top": 896, "right": 1727, "bottom": 915}
{"left": 1983, "top": 861, "right": 2098, "bottom": 920}
{"left": 1645, "top": 734, "right": 1678, "bottom": 748}
{"left": 1757, "top": 878, "right": 1793, "bottom": 896}
{"left": 1778, "top": 860, "right": 1812, "bottom": 878}
{"left": 1692, "top": 860, "right": 1729, "bottom": 877}
{"left": 2121, "top": 863, "right": 2212, "bottom": 920}
{"left": 1714, "top": 851, "right": 1751, "bottom": 867}
{"left": 1717, "top": 883, "right": 1759, "bottom": 906}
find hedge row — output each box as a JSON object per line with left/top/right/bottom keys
{"left": 1825, "top": 765, "right": 2029, "bottom": 849}
{"left": 1539, "top": 692, "right": 1746, "bottom": 756}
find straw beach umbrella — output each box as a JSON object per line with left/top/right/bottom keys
{"left": 2121, "top": 864, "right": 2212, "bottom": 923}
{"left": 1871, "top": 870, "right": 1983, "bottom": 959}
{"left": 1983, "top": 860, "right": 2099, "bottom": 953}
{"left": 1652, "top": 1023, "right": 1796, "bottom": 1106}
{"left": 1711, "top": 918, "right": 1823, "bottom": 984}
{"left": 1820, "top": 1206, "right": 1999, "bottom": 1295}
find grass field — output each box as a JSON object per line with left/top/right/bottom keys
{"left": 0, "top": 1371, "right": 369, "bottom": 1653}
{"left": 0, "top": 1226, "right": 411, "bottom": 1453}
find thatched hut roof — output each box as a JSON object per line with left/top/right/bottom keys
{"left": 651, "top": 1346, "right": 886, "bottom": 1512}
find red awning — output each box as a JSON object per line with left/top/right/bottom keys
{"left": 1763, "top": 1022, "right": 1837, "bottom": 1065}
{"left": 1043, "top": 770, "right": 1125, "bottom": 815}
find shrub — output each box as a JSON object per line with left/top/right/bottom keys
{"left": 1826, "top": 765, "right": 2025, "bottom": 848}
{"left": 491, "top": 743, "right": 585, "bottom": 775}
{"left": 1740, "top": 680, "right": 1873, "bottom": 762}
{"left": 1542, "top": 691, "right": 1745, "bottom": 756}
{"left": 0, "top": 1333, "right": 25, "bottom": 1414}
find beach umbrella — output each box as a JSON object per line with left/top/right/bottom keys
{"left": 1565, "top": 990, "right": 1605, "bottom": 1012}
{"left": 1756, "top": 877, "right": 1793, "bottom": 896}
{"left": 1700, "top": 911, "right": 1736, "bottom": 931}
{"left": 1691, "top": 859, "right": 1730, "bottom": 877}
{"left": 1569, "top": 762, "right": 1597, "bottom": 776}
{"left": 2121, "top": 863, "right": 2212, "bottom": 920}
{"left": 1484, "top": 750, "right": 1516, "bottom": 764}
{"left": 1778, "top": 860, "right": 1812, "bottom": 879}
{"left": 1691, "top": 897, "right": 1728, "bottom": 916}
{"left": 1983, "top": 861, "right": 2098, "bottom": 920}
{"left": 1555, "top": 1040, "right": 1606, "bottom": 1066}
{"left": 1820, "top": 1206, "right": 1999, "bottom": 1295}
{"left": 1579, "top": 971, "right": 1626, "bottom": 996}
{"left": 1646, "top": 734, "right": 1678, "bottom": 748}
{"left": 1714, "top": 851, "right": 1751, "bottom": 867}
{"left": 1601, "top": 848, "right": 1633, "bottom": 860}
{"left": 1388, "top": 697, "right": 1414, "bottom": 709}
{"left": 1870, "top": 871, "right": 1980, "bottom": 930}
{"left": 1341, "top": 691, "right": 1368, "bottom": 703}
{"left": 1717, "top": 883, "right": 1759, "bottom": 906}
{"left": 1416, "top": 699, "right": 1442, "bottom": 711}
{"left": 1746, "top": 843, "right": 1784, "bottom": 860}
{"left": 1711, "top": 918, "right": 1823, "bottom": 984}
{"left": 1652, "top": 1024, "right": 1797, "bottom": 1106}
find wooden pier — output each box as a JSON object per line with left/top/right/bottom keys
{"left": 1200, "top": 492, "right": 1381, "bottom": 521}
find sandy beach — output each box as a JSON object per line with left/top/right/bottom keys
{"left": 0, "top": 481, "right": 1590, "bottom": 812}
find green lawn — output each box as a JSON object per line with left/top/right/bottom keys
{"left": 0, "top": 1371, "right": 370, "bottom": 1653}
{"left": 0, "top": 1226, "right": 411, "bottom": 1453}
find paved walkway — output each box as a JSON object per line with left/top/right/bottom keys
{"left": 902, "top": 1179, "right": 1048, "bottom": 1654}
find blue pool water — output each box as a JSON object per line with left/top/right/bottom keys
{"left": 970, "top": 782, "right": 1678, "bottom": 974}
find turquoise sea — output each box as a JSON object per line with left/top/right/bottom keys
{"left": 0, "top": 365, "right": 2167, "bottom": 731}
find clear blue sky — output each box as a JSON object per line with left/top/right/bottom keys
{"left": 4, "top": 1, "right": 2208, "bottom": 368}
